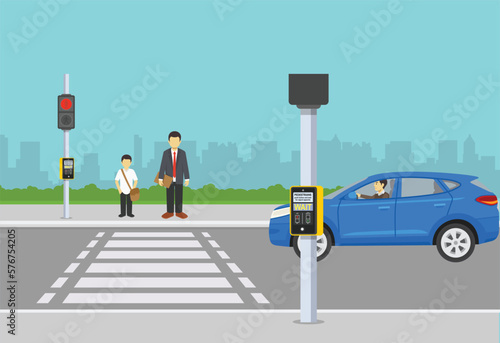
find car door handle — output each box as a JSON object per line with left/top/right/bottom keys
{"left": 378, "top": 206, "right": 390, "bottom": 210}
{"left": 434, "top": 203, "right": 446, "bottom": 207}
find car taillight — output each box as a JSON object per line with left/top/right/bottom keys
{"left": 476, "top": 195, "right": 498, "bottom": 206}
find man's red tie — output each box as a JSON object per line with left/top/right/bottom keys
{"left": 173, "top": 151, "right": 176, "bottom": 179}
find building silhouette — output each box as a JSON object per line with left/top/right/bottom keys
{"left": 6, "top": 141, "right": 51, "bottom": 189}
{"left": 0, "top": 135, "right": 8, "bottom": 183}
{"left": 463, "top": 135, "right": 478, "bottom": 165}
{"left": 73, "top": 153, "right": 101, "bottom": 189}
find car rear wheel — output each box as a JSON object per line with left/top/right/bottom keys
{"left": 292, "top": 227, "right": 333, "bottom": 262}
{"left": 436, "top": 223, "right": 475, "bottom": 262}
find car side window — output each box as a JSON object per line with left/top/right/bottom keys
{"left": 442, "top": 180, "right": 460, "bottom": 191}
{"left": 401, "top": 178, "right": 443, "bottom": 197}
{"left": 356, "top": 178, "right": 395, "bottom": 199}
{"left": 356, "top": 183, "right": 375, "bottom": 196}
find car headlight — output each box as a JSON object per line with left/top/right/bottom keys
{"left": 271, "top": 207, "right": 289, "bottom": 219}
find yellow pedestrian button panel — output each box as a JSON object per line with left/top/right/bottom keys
{"left": 290, "top": 186, "right": 323, "bottom": 236}
{"left": 59, "top": 158, "right": 75, "bottom": 180}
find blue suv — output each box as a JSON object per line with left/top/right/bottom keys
{"left": 269, "top": 172, "right": 499, "bottom": 262}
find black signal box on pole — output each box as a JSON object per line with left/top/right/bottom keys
{"left": 58, "top": 94, "right": 75, "bottom": 130}
{"left": 289, "top": 74, "right": 329, "bottom": 109}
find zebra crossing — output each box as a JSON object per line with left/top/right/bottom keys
{"left": 36, "top": 230, "right": 269, "bottom": 308}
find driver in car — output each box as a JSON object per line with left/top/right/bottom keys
{"left": 356, "top": 179, "right": 390, "bottom": 199}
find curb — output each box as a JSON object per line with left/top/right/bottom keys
{"left": 0, "top": 220, "right": 270, "bottom": 228}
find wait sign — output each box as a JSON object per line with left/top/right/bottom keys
{"left": 289, "top": 186, "right": 323, "bottom": 236}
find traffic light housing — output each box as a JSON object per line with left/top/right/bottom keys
{"left": 289, "top": 74, "right": 329, "bottom": 109}
{"left": 58, "top": 94, "right": 75, "bottom": 130}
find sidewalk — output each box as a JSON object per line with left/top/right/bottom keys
{"left": 1, "top": 311, "right": 497, "bottom": 342}
{"left": 0, "top": 204, "right": 276, "bottom": 227}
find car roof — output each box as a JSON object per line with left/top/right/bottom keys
{"left": 366, "top": 171, "right": 477, "bottom": 182}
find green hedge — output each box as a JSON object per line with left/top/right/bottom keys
{"left": 0, "top": 184, "right": 342, "bottom": 204}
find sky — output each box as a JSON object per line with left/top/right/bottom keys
{"left": 0, "top": 0, "right": 499, "bottom": 181}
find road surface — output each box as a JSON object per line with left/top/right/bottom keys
{"left": 1, "top": 227, "right": 498, "bottom": 310}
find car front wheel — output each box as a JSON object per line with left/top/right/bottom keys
{"left": 292, "top": 227, "right": 333, "bottom": 262}
{"left": 436, "top": 223, "right": 475, "bottom": 262}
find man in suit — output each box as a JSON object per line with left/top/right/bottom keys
{"left": 158, "top": 131, "right": 190, "bottom": 219}
{"left": 357, "top": 179, "right": 390, "bottom": 199}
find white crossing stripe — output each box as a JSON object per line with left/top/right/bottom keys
{"left": 112, "top": 232, "right": 194, "bottom": 238}
{"left": 77, "top": 251, "right": 90, "bottom": 259}
{"left": 86, "top": 263, "right": 220, "bottom": 273}
{"left": 208, "top": 240, "right": 220, "bottom": 248}
{"left": 75, "top": 277, "right": 231, "bottom": 288}
{"left": 51, "top": 277, "right": 69, "bottom": 288}
{"left": 251, "top": 293, "right": 270, "bottom": 304}
{"left": 227, "top": 263, "right": 242, "bottom": 273}
{"left": 63, "top": 293, "right": 243, "bottom": 304}
{"left": 65, "top": 263, "right": 80, "bottom": 273}
{"left": 37, "top": 293, "right": 56, "bottom": 304}
{"left": 97, "top": 251, "right": 210, "bottom": 259}
{"left": 105, "top": 240, "right": 201, "bottom": 248}
{"left": 238, "top": 277, "right": 256, "bottom": 288}
{"left": 96, "top": 232, "right": 105, "bottom": 238}
{"left": 202, "top": 232, "right": 211, "bottom": 237}
{"left": 87, "top": 240, "right": 98, "bottom": 248}
{"left": 217, "top": 251, "right": 230, "bottom": 259}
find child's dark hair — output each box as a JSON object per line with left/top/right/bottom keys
{"left": 121, "top": 154, "right": 132, "bottom": 162}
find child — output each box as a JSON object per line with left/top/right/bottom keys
{"left": 115, "top": 154, "right": 138, "bottom": 217}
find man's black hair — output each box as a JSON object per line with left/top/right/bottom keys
{"left": 168, "top": 131, "right": 181, "bottom": 140}
{"left": 121, "top": 154, "right": 132, "bottom": 162}
{"left": 379, "top": 179, "right": 387, "bottom": 188}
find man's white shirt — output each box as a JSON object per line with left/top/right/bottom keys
{"left": 115, "top": 168, "right": 138, "bottom": 194}
{"left": 377, "top": 189, "right": 386, "bottom": 196}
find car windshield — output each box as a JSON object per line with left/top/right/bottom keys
{"left": 324, "top": 178, "right": 367, "bottom": 199}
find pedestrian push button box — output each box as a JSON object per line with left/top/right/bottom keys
{"left": 290, "top": 186, "right": 323, "bottom": 236}
{"left": 59, "top": 158, "right": 75, "bottom": 180}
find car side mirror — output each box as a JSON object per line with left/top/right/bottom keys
{"left": 346, "top": 191, "right": 357, "bottom": 200}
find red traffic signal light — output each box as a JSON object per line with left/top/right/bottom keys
{"left": 58, "top": 94, "right": 75, "bottom": 130}
{"left": 60, "top": 98, "right": 73, "bottom": 110}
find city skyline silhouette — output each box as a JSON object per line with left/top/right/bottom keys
{"left": 1, "top": 134, "right": 499, "bottom": 196}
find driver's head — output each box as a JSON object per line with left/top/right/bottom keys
{"left": 374, "top": 179, "right": 387, "bottom": 192}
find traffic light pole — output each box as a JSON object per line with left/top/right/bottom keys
{"left": 300, "top": 108, "right": 317, "bottom": 323}
{"left": 63, "top": 74, "right": 70, "bottom": 219}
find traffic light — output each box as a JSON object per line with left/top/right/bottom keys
{"left": 58, "top": 94, "right": 75, "bottom": 130}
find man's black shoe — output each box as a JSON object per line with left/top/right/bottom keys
{"left": 127, "top": 214, "right": 135, "bottom": 218}
{"left": 118, "top": 214, "right": 125, "bottom": 217}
